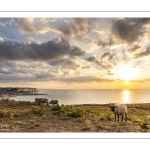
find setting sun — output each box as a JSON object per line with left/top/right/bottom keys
{"left": 113, "top": 64, "right": 139, "bottom": 81}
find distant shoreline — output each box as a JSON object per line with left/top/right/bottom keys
{"left": 0, "top": 93, "right": 48, "bottom": 99}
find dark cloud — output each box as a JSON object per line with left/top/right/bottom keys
{"left": 127, "top": 44, "right": 141, "bottom": 53}
{"left": 134, "top": 47, "right": 150, "bottom": 58}
{"left": 49, "top": 58, "right": 80, "bottom": 70}
{"left": 112, "top": 18, "right": 150, "bottom": 43}
{"left": 101, "top": 52, "right": 115, "bottom": 61}
{"left": 0, "top": 38, "right": 84, "bottom": 61}
{"left": 86, "top": 55, "right": 113, "bottom": 70}
{"left": 59, "top": 18, "right": 89, "bottom": 38}
{"left": 86, "top": 56, "right": 96, "bottom": 62}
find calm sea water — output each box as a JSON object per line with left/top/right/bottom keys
{"left": 10, "top": 89, "right": 150, "bottom": 105}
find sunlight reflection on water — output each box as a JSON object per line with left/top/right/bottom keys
{"left": 121, "top": 90, "right": 132, "bottom": 104}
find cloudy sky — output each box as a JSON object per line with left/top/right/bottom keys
{"left": 0, "top": 18, "right": 150, "bottom": 89}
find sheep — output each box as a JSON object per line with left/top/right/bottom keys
{"left": 109, "top": 104, "right": 127, "bottom": 122}
{"left": 49, "top": 100, "right": 58, "bottom": 106}
{"left": 35, "top": 98, "right": 49, "bottom": 106}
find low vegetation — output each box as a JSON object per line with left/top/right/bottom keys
{"left": 51, "top": 104, "right": 85, "bottom": 118}
{"left": 1, "top": 99, "right": 150, "bottom": 132}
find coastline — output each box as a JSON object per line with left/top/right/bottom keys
{"left": 0, "top": 93, "right": 47, "bottom": 100}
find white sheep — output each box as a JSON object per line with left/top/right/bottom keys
{"left": 109, "top": 104, "right": 127, "bottom": 122}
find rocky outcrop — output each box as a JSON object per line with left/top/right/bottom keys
{"left": 0, "top": 87, "right": 38, "bottom": 98}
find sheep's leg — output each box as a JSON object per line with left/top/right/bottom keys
{"left": 117, "top": 115, "right": 119, "bottom": 121}
{"left": 115, "top": 115, "right": 116, "bottom": 121}
{"left": 121, "top": 115, "right": 123, "bottom": 121}
{"left": 125, "top": 113, "right": 127, "bottom": 122}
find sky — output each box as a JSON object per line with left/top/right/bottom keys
{"left": 0, "top": 18, "right": 150, "bottom": 89}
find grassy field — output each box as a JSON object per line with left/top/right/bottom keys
{"left": 1, "top": 99, "right": 150, "bottom": 132}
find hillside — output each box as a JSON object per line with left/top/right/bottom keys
{"left": 1, "top": 99, "right": 150, "bottom": 132}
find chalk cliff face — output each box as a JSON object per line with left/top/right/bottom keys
{"left": 0, "top": 87, "right": 38, "bottom": 96}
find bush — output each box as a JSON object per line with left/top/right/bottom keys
{"left": 140, "top": 122, "right": 150, "bottom": 129}
{"left": 0, "top": 109, "right": 8, "bottom": 118}
{"left": 100, "top": 112, "right": 113, "bottom": 121}
{"left": 0, "top": 109, "right": 17, "bottom": 119}
{"left": 12, "top": 126, "right": 19, "bottom": 132}
{"left": 67, "top": 108, "right": 85, "bottom": 118}
{"left": 31, "top": 106, "right": 45, "bottom": 115}
{"left": 51, "top": 105, "right": 85, "bottom": 118}
{"left": 51, "top": 104, "right": 61, "bottom": 111}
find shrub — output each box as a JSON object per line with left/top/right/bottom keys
{"left": 0, "top": 109, "right": 8, "bottom": 118}
{"left": 0, "top": 109, "right": 17, "bottom": 119}
{"left": 12, "top": 126, "right": 19, "bottom": 132}
{"left": 140, "top": 122, "right": 150, "bottom": 129}
{"left": 67, "top": 108, "right": 85, "bottom": 118}
{"left": 51, "top": 105, "right": 85, "bottom": 118}
{"left": 7, "top": 110, "right": 18, "bottom": 119}
{"left": 51, "top": 104, "right": 61, "bottom": 111}
{"left": 85, "top": 120, "right": 92, "bottom": 126}
{"left": 105, "top": 112, "right": 113, "bottom": 120}
{"left": 100, "top": 112, "right": 113, "bottom": 121}
{"left": 31, "top": 106, "right": 45, "bottom": 115}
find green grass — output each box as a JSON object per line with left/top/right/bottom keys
{"left": 30, "top": 106, "right": 45, "bottom": 115}
{"left": 51, "top": 104, "right": 85, "bottom": 118}
{"left": 100, "top": 112, "right": 113, "bottom": 121}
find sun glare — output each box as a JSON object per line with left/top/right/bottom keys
{"left": 113, "top": 64, "right": 139, "bottom": 81}
{"left": 122, "top": 90, "right": 132, "bottom": 103}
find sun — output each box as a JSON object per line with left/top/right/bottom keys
{"left": 113, "top": 63, "right": 139, "bottom": 81}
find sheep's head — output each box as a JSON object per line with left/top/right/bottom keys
{"left": 109, "top": 105, "right": 116, "bottom": 112}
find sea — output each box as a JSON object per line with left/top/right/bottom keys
{"left": 10, "top": 89, "right": 150, "bottom": 105}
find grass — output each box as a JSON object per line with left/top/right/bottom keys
{"left": 97, "top": 124, "right": 110, "bottom": 130}
{"left": 1, "top": 99, "right": 150, "bottom": 132}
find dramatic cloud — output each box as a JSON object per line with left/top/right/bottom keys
{"left": 49, "top": 58, "right": 79, "bottom": 70}
{"left": 59, "top": 18, "right": 89, "bottom": 38}
{"left": 86, "top": 55, "right": 113, "bottom": 70}
{"left": 134, "top": 47, "right": 150, "bottom": 58}
{"left": 1, "top": 17, "right": 150, "bottom": 87}
{"left": 0, "top": 38, "right": 84, "bottom": 61}
{"left": 112, "top": 18, "right": 150, "bottom": 43}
